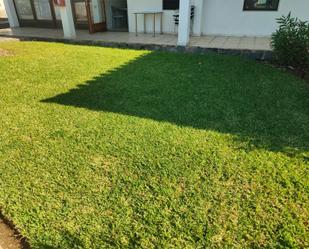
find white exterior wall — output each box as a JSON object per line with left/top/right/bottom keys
{"left": 127, "top": 0, "right": 309, "bottom": 37}
{"left": 0, "top": 0, "right": 7, "bottom": 18}
{"left": 127, "top": 0, "right": 203, "bottom": 35}
{"left": 127, "top": 0, "right": 177, "bottom": 34}
{"left": 202, "top": 0, "right": 309, "bottom": 36}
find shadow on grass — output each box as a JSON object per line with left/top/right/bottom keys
{"left": 42, "top": 51, "right": 309, "bottom": 155}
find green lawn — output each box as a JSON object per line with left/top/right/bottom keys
{"left": 0, "top": 41, "right": 308, "bottom": 249}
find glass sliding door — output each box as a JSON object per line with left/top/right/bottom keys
{"left": 13, "top": 0, "right": 57, "bottom": 28}
{"left": 71, "top": 0, "right": 107, "bottom": 32}
{"left": 71, "top": 0, "right": 88, "bottom": 29}
{"left": 12, "top": 0, "right": 108, "bottom": 33}
{"left": 74, "top": 3, "right": 87, "bottom": 21}
{"left": 14, "top": 0, "right": 34, "bottom": 20}
{"left": 33, "top": 0, "right": 53, "bottom": 20}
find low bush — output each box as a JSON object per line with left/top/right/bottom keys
{"left": 271, "top": 13, "right": 309, "bottom": 77}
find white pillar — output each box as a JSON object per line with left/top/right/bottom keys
{"left": 177, "top": 0, "right": 191, "bottom": 46}
{"left": 192, "top": 0, "right": 204, "bottom": 36}
{"left": 3, "top": 0, "right": 19, "bottom": 27}
{"left": 59, "top": 0, "right": 76, "bottom": 38}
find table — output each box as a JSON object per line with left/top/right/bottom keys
{"left": 133, "top": 11, "right": 163, "bottom": 37}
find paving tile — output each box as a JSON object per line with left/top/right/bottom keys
{"left": 190, "top": 36, "right": 216, "bottom": 47}
{"left": 254, "top": 37, "right": 271, "bottom": 51}
{"left": 222, "top": 36, "right": 241, "bottom": 49}
{"left": 207, "top": 36, "right": 228, "bottom": 48}
{"left": 0, "top": 28, "right": 272, "bottom": 52}
{"left": 239, "top": 37, "right": 255, "bottom": 50}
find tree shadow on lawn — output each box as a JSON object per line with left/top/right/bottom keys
{"left": 42, "top": 51, "right": 309, "bottom": 156}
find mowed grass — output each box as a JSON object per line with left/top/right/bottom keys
{"left": 0, "top": 41, "right": 308, "bottom": 249}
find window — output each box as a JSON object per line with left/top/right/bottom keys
{"left": 14, "top": 0, "right": 34, "bottom": 20}
{"left": 243, "top": 0, "right": 280, "bottom": 11}
{"left": 163, "top": 0, "right": 179, "bottom": 10}
{"left": 33, "top": 0, "right": 52, "bottom": 20}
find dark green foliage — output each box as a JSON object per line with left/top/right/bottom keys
{"left": 271, "top": 13, "right": 309, "bottom": 75}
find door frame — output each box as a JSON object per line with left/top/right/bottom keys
{"left": 71, "top": 0, "right": 107, "bottom": 32}
{"left": 85, "top": 0, "right": 107, "bottom": 33}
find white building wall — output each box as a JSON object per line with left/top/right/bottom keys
{"left": 202, "top": 0, "right": 309, "bottom": 36}
{"left": 127, "top": 0, "right": 177, "bottom": 34}
{"left": 0, "top": 0, "right": 7, "bottom": 18}
{"left": 127, "top": 0, "right": 203, "bottom": 35}
{"left": 127, "top": 0, "right": 309, "bottom": 37}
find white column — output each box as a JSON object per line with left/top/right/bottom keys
{"left": 3, "top": 0, "right": 19, "bottom": 27}
{"left": 192, "top": 0, "right": 204, "bottom": 36}
{"left": 59, "top": 0, "right": 76, "bottom": 38}
{"left": 177, "top": 0, "right": 191, "bottom": 46}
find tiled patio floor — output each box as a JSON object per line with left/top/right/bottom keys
{"left": 0, "top": 27, "right": 271, "bottom": 51}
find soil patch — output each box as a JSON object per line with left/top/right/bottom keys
{"left": 0, "top": 48, "right": 12, "bottom": 57}
{"left": 0, "top": 215, "right": 29, "bottom": 249}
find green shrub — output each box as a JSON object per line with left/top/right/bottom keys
{"left": 271, "top": 13, "right": 309, "bottom": 75}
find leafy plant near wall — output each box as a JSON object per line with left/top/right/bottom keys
{"left": 271, "top": 13, "right": 309, "bottom": 77}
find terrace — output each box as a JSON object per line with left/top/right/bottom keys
{"left": 0, "top": 27, "right": 272, "bottom": 58}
